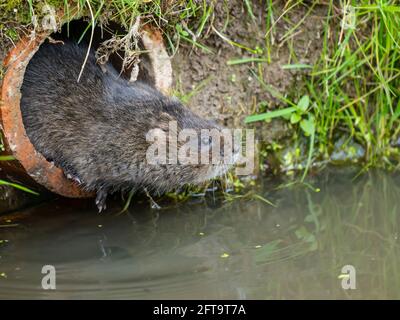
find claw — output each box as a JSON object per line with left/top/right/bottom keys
{"left": 66, "top": 172, "right": 82, "bottom": 184}
{"left": 96, "top": 189, "right": 108, "bottom": 213}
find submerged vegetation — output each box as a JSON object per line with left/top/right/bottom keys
{"left": 1, "top": 0, "right": 400, "bottom": 200}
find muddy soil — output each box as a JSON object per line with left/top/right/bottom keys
{"left": 172, "top": 1, "right": 327, "bottom": 142}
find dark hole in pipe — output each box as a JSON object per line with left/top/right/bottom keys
{"left": 49, "top": 19, "right": 155, "bottom": 85}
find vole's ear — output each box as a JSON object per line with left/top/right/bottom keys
{"left": 157, "top": 112, "right": 173, "bottom": 130}
{"left": 148, "top": 127, "right": 167, "bottom": 141}
{"left": 158, "top": 112, "right": 179, "bottom": 137}
{"left": 160, "top": 112, "right": 174, "bottom": 122}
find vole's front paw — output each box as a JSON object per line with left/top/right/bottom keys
{"left": 66, "top": 173, "right": 82, "bottom": 184}
{"left": 95, "top": 189, "right": 108, "bottom": 213}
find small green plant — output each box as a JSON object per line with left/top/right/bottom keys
{"left": 0, "top": 136, "right": 39, "bottom": 195}
{"left": 241, "top": 0, "right": 400, "bottom": 174}
{"left": 245, "top": 95, "right": 316, "bottom": 180}
{"left": 245, "top": 94, "right": 316, "bottom": 137}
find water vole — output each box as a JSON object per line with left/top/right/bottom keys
{"left": 20, "top": 40, "right": 238, "bottom": 211}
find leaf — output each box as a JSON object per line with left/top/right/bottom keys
{"left": 295, "top": 226, "right": 309, "bottom": 239}
{"left": 254, "top": 240, "right": 283, "bottom": 263}
{"left": 252, "top": 194, "right": 276, "bottom": 207}
{"left": 244, "top": 106, "right": 297, "bottom": 123}
{"left": 297, "top": 95, "right": 310, "bottom": 112}
{"left": 175, "top": 23, "right": 182, "bottom": 32}
{"left": 227, "top": 57, "right": 269, "bottom": 65}
{"left": 300, "top": 118, "right": 315, "bottom": 136}
{"left": 281, "top": 64, "right": 313, "bottom": 70}
{"left": 290, "top": 113, "right": 302, "bottom": 124}
{"left": 304, "top": 214, "right": 314, "bottom": 222}
{"left": 0, "top": 155, "right": 14, "bottom": 161}
{"left": 0, "top": 180, "right": 39, "bottom": 195}
{"left": 309, "top": 240, "right": 318, "bottom": 251}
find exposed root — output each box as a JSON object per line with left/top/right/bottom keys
{"left": 95, "top": 16, "right": 142, "bottom": 83}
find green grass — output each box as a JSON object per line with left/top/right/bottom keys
{"left": 0, "top": 0, "right": 215, "bottom": 55}
{"left": 0, "top": 137, "right": 39, "bottom": 195}
{"left": 308, "top": 0, "right": 400, "bottom": 168}
{"left": 0, "top": 180, "right": 39, "bottom": 195}
{"left": 243, "top": 0, "right": 400, "bottom": 176}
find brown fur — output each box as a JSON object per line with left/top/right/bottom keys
{"left": 21, "top": 40, "right": 235, "bottom": 211}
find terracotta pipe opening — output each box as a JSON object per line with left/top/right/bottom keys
{"left": 0, "top": 20, "right": 172, "bottom": 198}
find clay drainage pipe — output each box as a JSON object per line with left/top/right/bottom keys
{"left": 0, "top": 26, "right": 172, "bottom": 198}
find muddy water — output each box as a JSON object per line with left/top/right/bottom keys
{"left": 0, "top": 167, "right": 399, "bottom": 299}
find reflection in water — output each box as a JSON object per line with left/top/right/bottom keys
{"left": 0, "top": 167, "right": 400, "bottom": 299}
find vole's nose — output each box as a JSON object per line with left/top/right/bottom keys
{"left": 233, "top": 143, "right": 240, "bottom": 155}
{"left": 219, "top": 141, "right": 240, "bottom": 162}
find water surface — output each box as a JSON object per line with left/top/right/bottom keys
{"left": 1, "top": 167, "right": 399, "bottom": 299}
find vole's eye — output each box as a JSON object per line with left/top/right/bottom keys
{"left": 201, "top": 136, "right": 212, "bottom": 146}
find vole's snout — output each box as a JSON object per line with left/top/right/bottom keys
{"left": 233, "top": 142, "right": 241, "bottom": 155}
{"left": 220, "top": 134, "right": 241, "bottom": 164}
{"left": 231, "top": 140, "right": 241, "bottom": 159}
